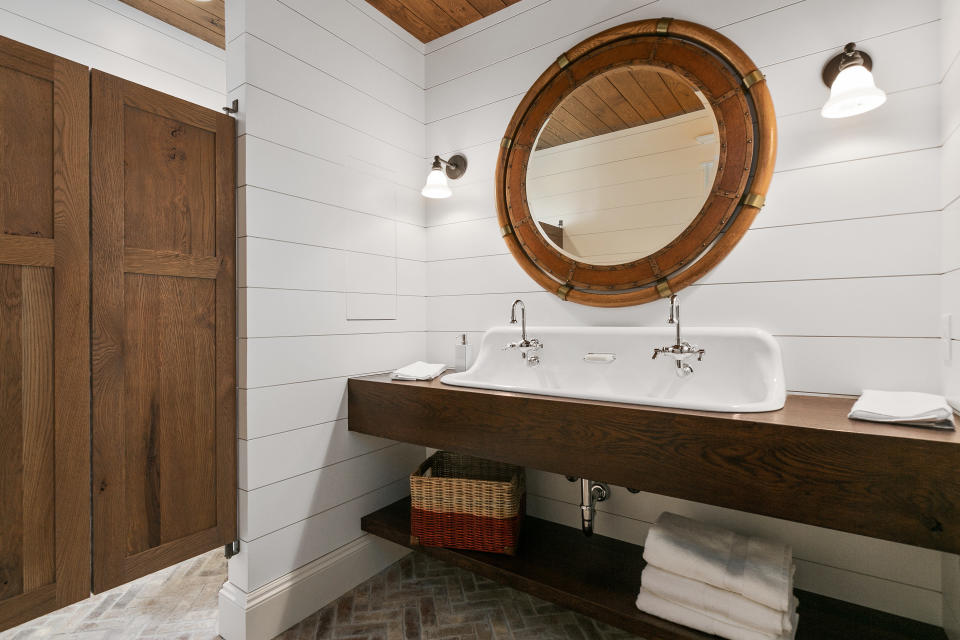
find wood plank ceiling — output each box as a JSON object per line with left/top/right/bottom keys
{"left": 119, "top": 0, "right": 224, "bottom": 48}
{"left": 365, "top": 0, "right": 523, "bottom": 43}
{"left": 536, "top": 68, "right": 705, "bottom": 150}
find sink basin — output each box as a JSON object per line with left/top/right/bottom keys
{"left": 441, "top": 326, "right": 786, "bottom": 412}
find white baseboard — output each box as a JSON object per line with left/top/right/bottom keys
{"left": 218, "top": 535, "right": 410, "bottom": 640}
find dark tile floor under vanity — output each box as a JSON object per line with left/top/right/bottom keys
{"left": 275, "top": 552, "right": 641, "bottom": 640}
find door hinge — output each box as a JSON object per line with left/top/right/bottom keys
{"left": 222, "top": 99, "right": 239, "bottom": 115}
{"left": 224, "top": 540, "right": 240, "bottom": 558}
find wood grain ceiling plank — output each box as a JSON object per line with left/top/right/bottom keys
{"left": 561, "top": 95, "right": 614, "bottom": 141}
{"left": 366, "top": 0, "right": 518, "bottom": 42}
{"left": 535, "top": 66, "right": 710, "bottom": 151}
{"left": 574, "top": 84, "right": 629, "bottom": 133}
{"left": 158, "top": 0, "right": 223, "bottom": 23}
{"left": 546, "top": 116, "right": 580, "bottom": 147}
{"left": 589, "top": 75, "right": 647, "bottom": 128}
{"left": 118, "top": 0, "right": 224, "bottom": 48}
{"left": 401, "top": 0, "right": 464, "bottom": 33}
{"left": 548, "top": 106, "right": 594, "bottom": 142}
{"left": 630, "top": 68, "right": 683, "bottom": 119}
{"left": 365, "top": 0, "right": 442, "bottom": 42}
{"left": 437, "top": 0, "right": 484, "bottom": 25}
{"left": 465, "top": 0, "right": 507, "bottom": 13}
{"left": 607, "top": 69, "right": 663, "bottom": 123}
{"left": 660, "top": 72, "right": 705, "bottom": 113}
{"left": 151, "top": 0, "right": 223, "bottom": 35}
{"left": 536, "top": 128, "right": 564, "bottom": 150}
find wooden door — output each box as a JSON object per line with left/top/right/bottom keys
{"left": 91, "top": 71, "right": 236, "bottom": 592}
{"left": 0, "top": 36, "right": 90, "bottom": 631}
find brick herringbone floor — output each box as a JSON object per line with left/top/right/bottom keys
{"left": 274, "top": 553, "right": 643, "bottom": 640}
{"left": 1, "top": 549, "right": 644, "bottom": 640}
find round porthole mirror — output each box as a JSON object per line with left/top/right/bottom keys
{"left": 496, "top": 18, "right": 776, "bottom": 307}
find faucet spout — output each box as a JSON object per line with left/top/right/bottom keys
{"left": 668, "top": 294, "right": 680, "bottom": 345}
{"left": 505, "top": 299, "right": 542, "bottom": 366}
{"left": 510, "top": 299, "right": 526, "bottom": 342}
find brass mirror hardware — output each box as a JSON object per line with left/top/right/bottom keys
{"left": 742, "top": 69, "right": 765, "bottom": 89}
{"left": 495, "top": 18, "right": 777, "bottom": 307}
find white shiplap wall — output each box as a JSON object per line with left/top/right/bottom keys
{"left": 424, "top": 0, "right": 946, "bottom": 626}
{"left": 222, "top": 1, "right": 427, "bottom": 638}
{"left": 942, "top": 1, "right": 960, "bottom": 413}
{"left": 0, "top": 0, "right": 224, "bottom": 110}
{"left": 940, "top": 0, "right": 960, "bottom": 636}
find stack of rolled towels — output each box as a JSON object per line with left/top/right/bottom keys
{"left": 636, "top": 513, "right": 798, "bottom": 640}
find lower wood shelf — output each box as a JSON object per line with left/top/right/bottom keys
{"left": 361, "top": 498, "right": 947, "bottom": 640}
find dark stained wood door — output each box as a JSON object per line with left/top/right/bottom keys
{"left": 91, "top": 70, "right": 236, "bottom": 592}
{"left": 0, "top": 36, "right": 90, "bottom": 631}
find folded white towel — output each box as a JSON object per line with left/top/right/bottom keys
{"left": 636, "top": 588, "right": 798, "bottom": 640}
{"left": 391, "top": 361, "right": 447, "bottom": 381}
{"left": 848, "top": 390, "right": 955, "bottom": 428}
{"left": 642, "top": 565, "right": 795, "bottom": 636}
{"left": 643, "top": 513, "right": 793, "bottom": 611}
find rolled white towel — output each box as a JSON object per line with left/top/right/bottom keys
{"left": 636, "top": 588, "right": 798, "bottom": 640}
{"left": 642, "top": 565, "right": 795, "bottom": 636}
{"left": 643, "top": 513, "right": 793, "bottom": 611}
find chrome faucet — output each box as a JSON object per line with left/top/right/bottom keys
{"left": 503, "top": 299, "right": 543, "bottom": 366}
{"left": 652, "top": 294, "right": 704, "bottom": 377}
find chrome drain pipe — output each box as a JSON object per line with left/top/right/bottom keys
{"left": 580, "top": 479, "right": 609, "bottom": 537}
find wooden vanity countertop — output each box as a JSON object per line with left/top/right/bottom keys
{"left": 348, "top": 374, "right": 960, "bottom": 553}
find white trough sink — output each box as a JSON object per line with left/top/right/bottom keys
{"left": 441, "top": 326, "right": 786, "bottom": 413}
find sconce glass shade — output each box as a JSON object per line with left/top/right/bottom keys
{"left": 421, "top": 167, "right": 452, "bottom": 199}
{"left": 821, "top": 64, "right": 886, "bottom": 119}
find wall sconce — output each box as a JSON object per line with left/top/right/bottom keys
{"left": 421, "top": 154, "right": 467, "bottom": 199}
{"left": 821, "top": 42, "right": 886, "bottom": 119}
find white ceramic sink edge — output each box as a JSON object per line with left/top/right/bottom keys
{"left": 441, "top": 326, "right": 786, "bottom": 413}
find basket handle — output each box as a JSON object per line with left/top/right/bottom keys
{"left": 413, "top": 452, "right": 436, "bottom": 478}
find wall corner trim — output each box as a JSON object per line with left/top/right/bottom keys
{"left": 218, "top": 535, "right": 410, "bottom": 640}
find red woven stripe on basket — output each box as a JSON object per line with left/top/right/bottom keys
{"left": 411, "top": 508, "right": 522, "bottom": 555}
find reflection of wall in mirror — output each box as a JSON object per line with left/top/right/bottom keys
{"left": 528, "top": 109, "right": 720, "bottom": 265}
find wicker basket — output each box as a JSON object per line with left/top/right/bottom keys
{"left": 410, "top": 451, "right": 524, "bottom": 555}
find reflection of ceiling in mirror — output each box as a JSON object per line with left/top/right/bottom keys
{"left": 535, "top": 67, "right": 705, "bottom": 150}
{"left": 528, "top": 109, "right": 720, "bottom": 265}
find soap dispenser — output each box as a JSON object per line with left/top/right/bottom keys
{"left": 454, "top": 334, "right": 472, "bottom": 372}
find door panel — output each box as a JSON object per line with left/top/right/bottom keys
{"left": 0, "top": 36, "right": 90, "bottom": 632}
{"left": 124, "top": 274, "right": 217, "bottom": 555}
{"left": 0, "top": 64, "right": 54, "bottom": 238}
{"left": 91, "top": 70, "right": 236, "bottom": 592}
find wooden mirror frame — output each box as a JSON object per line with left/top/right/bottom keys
{"left": 496, "top": 18, "right": 776, "bottom": 307}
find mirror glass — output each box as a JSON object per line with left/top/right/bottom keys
{"left": 527, "top": 65, "right": 721, "bottom": 266}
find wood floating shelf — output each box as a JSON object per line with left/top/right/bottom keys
{"left": 362, "top": 498, "right": 947, "bottom": 640}
{"left": 348, "top": 375, "right": 960, "bottom": 554}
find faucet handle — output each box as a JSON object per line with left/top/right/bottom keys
{"left": 502, "top": 341, "right": 519, "bottom": 351}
